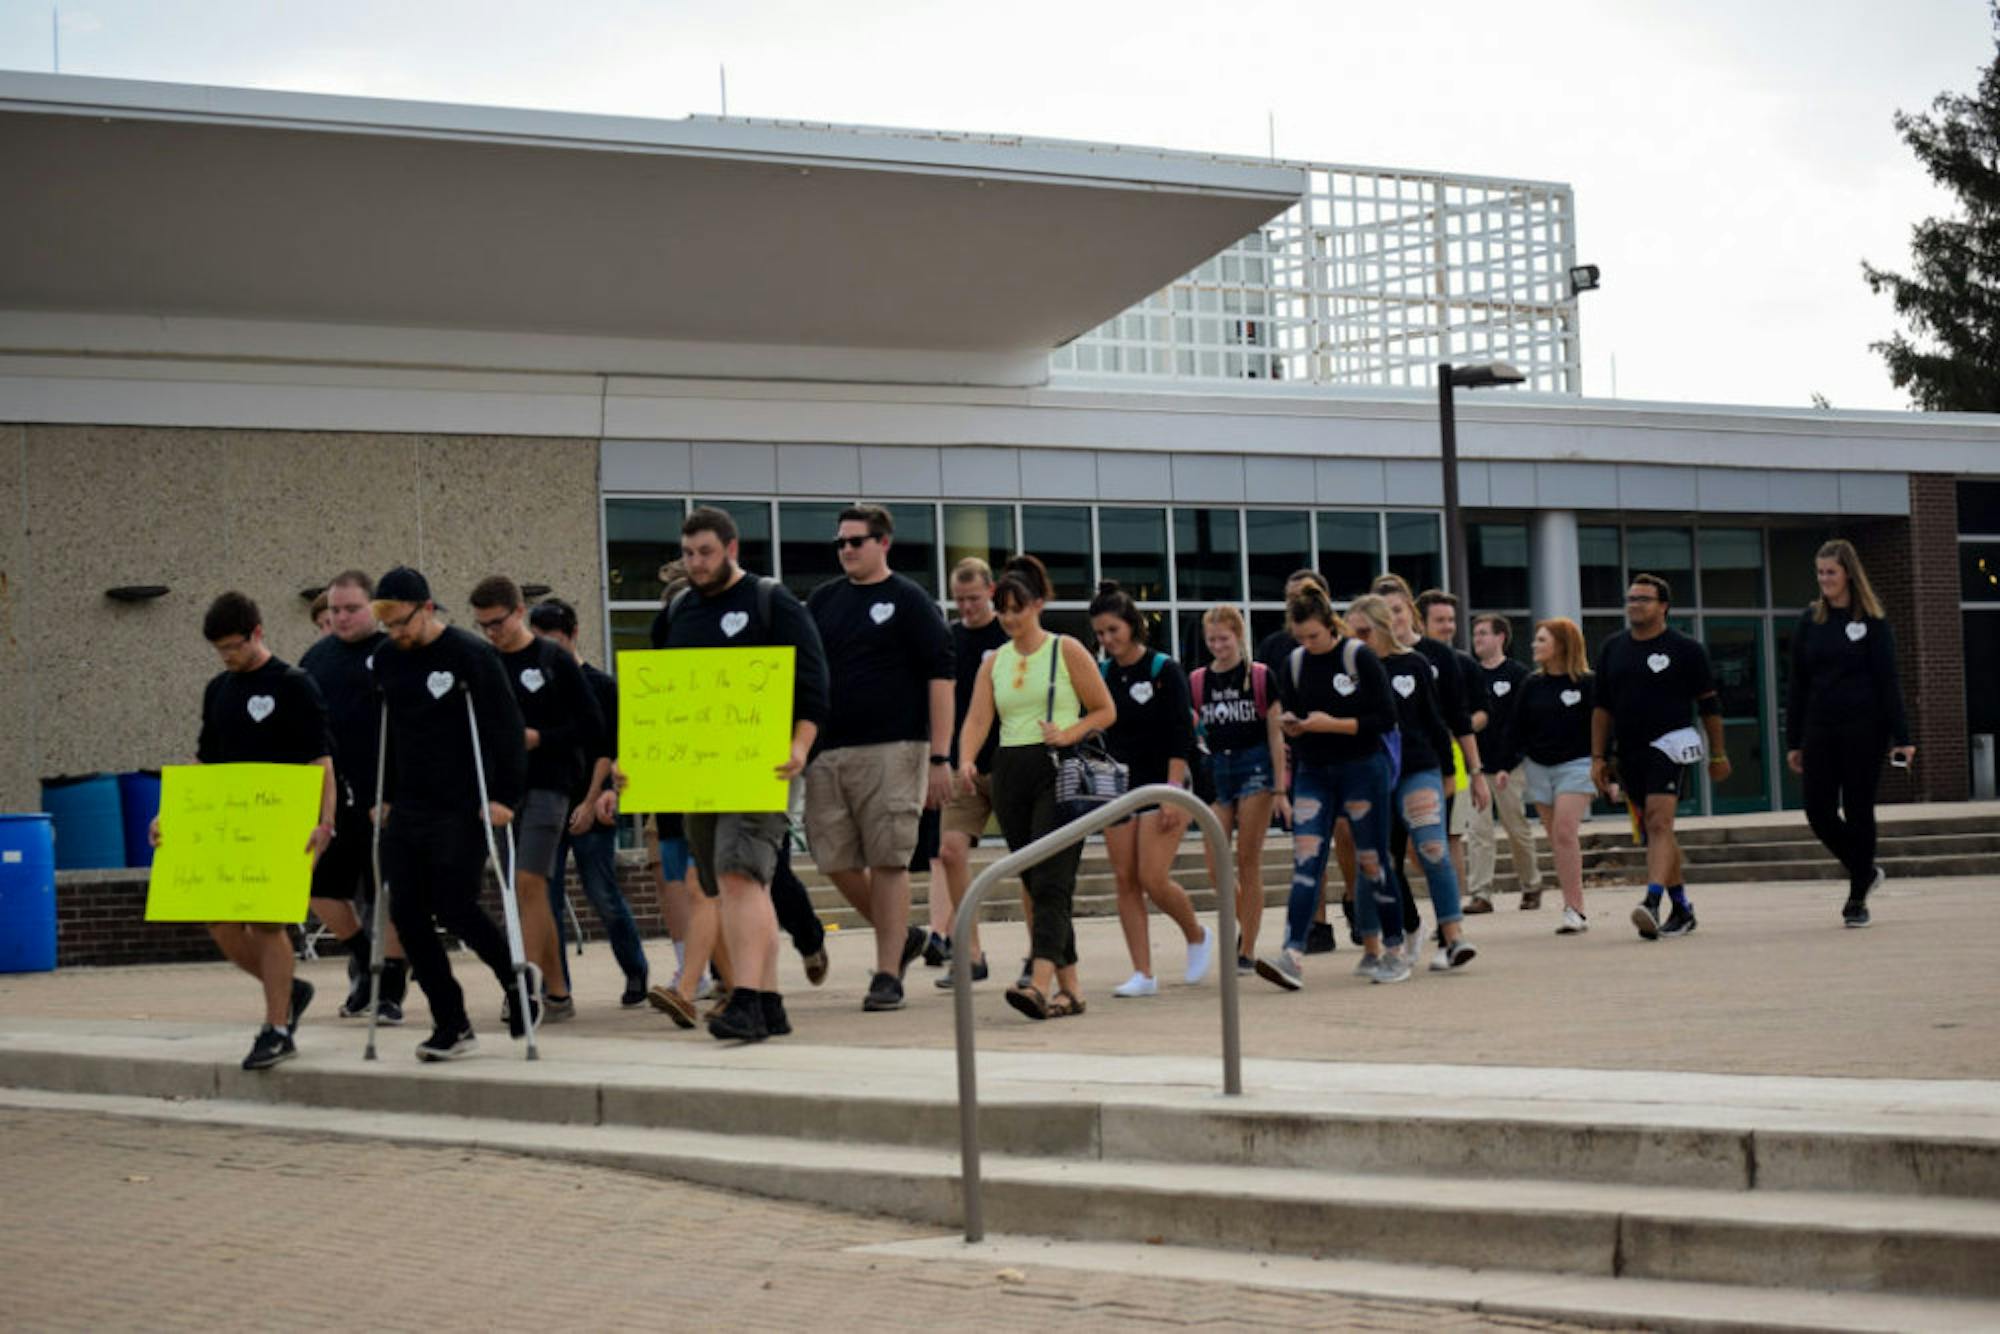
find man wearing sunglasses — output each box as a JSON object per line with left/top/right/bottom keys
{"left": 804, "top": 505, "right": 956, "bottom": 1013}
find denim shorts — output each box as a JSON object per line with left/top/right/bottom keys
{"left": 658, "top": 836, "right": 692, "bottom": 883}
{"left": 1523, "top": 756, "right": 1596, "bottom": 806}
{"left": 1207, "top": 747, "right": 1275, "bottom": 806}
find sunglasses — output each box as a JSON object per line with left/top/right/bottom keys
{"left": 831, "top": 534, "right": 876, "bottom": 551}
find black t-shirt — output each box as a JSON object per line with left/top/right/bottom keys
{"left": 951, "top": 617, "right": 1010, "bottom": 772}
{"left": 1596, "top": 627, "right": 1715, "bottom": 757}
{"left": 1192, "top": 660, "right": 1271, "bottom": 758}
{"left": 1254, "top": 627, "right": 1297, "bottom": 679}
{"left": 299, "top": 630, "right": 387, "bottom": 807}
{"left": 1276, "top": 639, "right": 1398, "bottom": 768}
{"left": 500, "top": 636, "right": 602, "bottom": 799}
{"left": 1476, "top": 657, "right": 1531, "bottom": 755}
{"left": 1412, "top": 637, "right": 1473, "bottom": 738}
{"left": 369, "top": 625, "right": 527, "bottom": 816}
{"left": 1786, "top": 608, "right": 1911, "bottom": 747}
{"left": 580, "top": 660, "right": 617, "bottom": 768}
{"left": 807, "top": 572, "right": 953, "bottom": 753}
{"left": 654, "top": 570, "right": 830, "bottom": 733}
{"left": 198, "top": 656, "right": 333, "bottom": 767}
{"left": 1491, "top": 672, "right": 1595, "bottom": 771}
{"left": 1456, "top": 647, "right": 1489, "bottom": 725}
{"left": 1101, "top": 650, "right": 1196, "bottom": 786}
{"left": 1379, "top": 648, "right": 1453, "bottom": 776}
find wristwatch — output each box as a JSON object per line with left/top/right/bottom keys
{"left": 929, "top": 755, "right": 949, "bottom": 766}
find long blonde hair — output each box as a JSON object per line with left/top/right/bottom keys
{"left": 1810, "top": 538, "right": 1885, "bottom": 623}
{"left": 1343, "top": 594, "right": 1397, "bottom": 645}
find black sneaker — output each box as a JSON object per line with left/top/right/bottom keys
{"left": 1306, "top": 921, "right": 1336, "bottom": 955}
{"left": 415, "top": 1024, "right": 478, "bottom": 1062}
{"left": 707, "top": 989, "right": 768, "bottom": 1042}
{"left": 934, "top": 957, "right": 990, "bottom": 989}
{"left": 288, "top": 978, "right": 315, "bottom": 1032}
{"left": 503, "top": 963, "right": 543, "bottom": 1039}
{"left": 864, "top": 971, "right": 906, "bottom": 1012}
{"left": 1660, "top": 902, "right": 1697, "bottom": 938}
{"left": 1631, "top": 898, "right": 1662, "bottom": 941}
{"left": 898, "top": 925, "right": 926, "bottom": 978}
{"left": 241, "top": 1025, "right": 296, "bottom": 1071}
{"left": 377, "top": 999, "right": 405, "bottom": 1026}
{"left": 340, "top": 953, "right": 372, "bottom": 1017}
{"left": 380, "top": 957, "right": 409, "bottom": 1006}
{"left": 923, "top": 931, "right": 951, "bottom": 967}
{"left": 1842, "top": 897, "right": 1872, "bottom": 928}
{"left": 760, "top": 991, "right": 792, "bottom": 1037}
{"left": 620, "top": 977, "right": 650, "bottom": 1008}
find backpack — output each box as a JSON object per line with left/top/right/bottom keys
{"left": 1190, "top": 660, "right": 1269, "bottom": 719}
{"left": 1289, "top": 640, "right": 1402, "bottom": 787}
{"left": 1101, "top": 650, "right": 1169, "bottom": 687}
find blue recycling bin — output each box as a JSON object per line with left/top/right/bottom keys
{"left": 0, "top": 813, "right": 57, "bottom": 973}
{"left": 40, "top": 772, "right": 125, "bottom": 871}
{"left": 118, "top": 770, "right": 162, "bottom": 869}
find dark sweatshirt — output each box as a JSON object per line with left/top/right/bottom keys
{"left": 1378, "top": 647, "right": 1454, "bottom": 776}
{"left": 1785, "top": 607, "right": 1911, "bottom": 747}
{"left": 1275, "top": 638, "right": 1399, "bottom": 768}
{"left": 369, "top": 625, "right": 527, "bottom": 817}
{"left": 1101, "top": 649, "right": 1197, "bottom": 786}
{"left": 1489, "top": 672, "right": 1596, "bottom": 771}
{"left": 500, "top": 636, "right": 602, "bottom": 798}
{"left": 299, "top": 630, "right": 388, "bottom": 808}
{"left": 653, "top": 571, "right": 830, "bottom": 733}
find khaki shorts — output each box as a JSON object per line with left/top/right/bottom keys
{"left": 685, "top": 806, "right": 791, "bottom": 898}
{"left": 1449, "top": 783, "right": 1470, "bottom": 838}
{"left": 804, "top": 739, "right": 926, "bottom": 873}
{"left": 940, "top": 770, "right": 994, "bottom": 841}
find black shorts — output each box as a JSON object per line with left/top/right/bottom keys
{"left": 309, "top": 803, "right": 377, "bottom": 903}
{"left": 1617, "top": 747, "right": 1692, "bottom": 802}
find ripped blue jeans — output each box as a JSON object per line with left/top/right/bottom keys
{"left": 1285, "top": 752, "right": 1394, "bottom": 953}
{"left": 1389, "top": 767, "right": 1464, "bottom": 942}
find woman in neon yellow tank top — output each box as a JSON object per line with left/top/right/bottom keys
{"left": 957, "top": 554, "right": 1116, "bottom": 1019}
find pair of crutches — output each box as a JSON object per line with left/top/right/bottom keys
{"left": 364, "top": 688, "right": 539, "bottom": 1060}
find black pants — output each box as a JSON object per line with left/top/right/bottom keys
{"left": 382, "top": 808, "right": 519, "bottom": 1033}
{"left": 991, "top": 744, "right": 1079, "bottom": 968}
{"left": 770, "top": 841, "right": 825, "bottom": 957}
{"left": 1803, "top": 725, "right": 1888, "bottom": 898}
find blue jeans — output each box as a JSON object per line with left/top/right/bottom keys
{"left": 1285, "top": 753, "right": 1394, "bottom": 953}
{"left": 551, "top": 824, "right": 649, "bottom": 988}
{"left": 1390, "top": 768, "right": 1463, "bottom": 934}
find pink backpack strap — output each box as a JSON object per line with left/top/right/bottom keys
{"left": 1190, "top": 666, "right": 1206, "bottom": 711}
{"left": 1250, "top": 661, "right": 1269, "bottom": 716}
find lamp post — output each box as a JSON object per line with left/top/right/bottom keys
{"left": 1438, "top": 360, "right": 1526, "bottom": 648}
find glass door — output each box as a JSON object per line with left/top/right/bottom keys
{"left": 1704, "top": 616, "right": 1771, "bottom": 813}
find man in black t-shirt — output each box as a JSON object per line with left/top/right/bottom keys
{"left": 804, "top": 505, "right": 955, "bottom": 1014}
{"left": 299, "top": 569, "right": 408, "bottom": 1022}
{"left": 1590, "top": 574, "right": 1729, "bottom": 940}
{"left": 932, "top": 558, "right": 1010, "bottom": 984}
{"left": 1417, "top": 589, "right": 1488, "bottom": 896}
{"left": 1465, "top": 613, "right": 1543, "bottom": 911}
{"left": 152, "top": 593, "right": 336, "bottom": 1071}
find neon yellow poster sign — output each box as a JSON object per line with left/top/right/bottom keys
{"left": 616, "top": 647, "right": 796, "bottom": 814}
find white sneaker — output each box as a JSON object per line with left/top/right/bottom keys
{"left": 1184, "top": 925, "right": 1214, "bottom": 985}
{"left": 1557, "top": 907, "right": 1588, "bottom": 935}
{"left": 1112, "top": 972, "right": 1159, "bottom": 998}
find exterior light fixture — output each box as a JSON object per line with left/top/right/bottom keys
{"left": 104, "top": 585, "right": 170, "bottom": 602}
{"left": 1569, "top": 264, "right": 1601, "bottom": 294}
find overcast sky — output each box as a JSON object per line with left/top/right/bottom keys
{"left": 3, "top": 0, "right": 1993, "bottom": 410}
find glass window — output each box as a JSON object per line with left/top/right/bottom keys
{"left": 1769, "top": 526, "right": 1831, "bottom": 610}
{"left": 1579, "top": 524, "right": 1623, "bottom": 608}
{"left": 691, "top": 498, "right": 773, "bottom": 581}
{"left": 1173, "top": 507, "right": 1244, "bottom": 601}
{"left": 1959, "top": 480, "right": 2000, "bottom": 535}
{"left": 1250, "top": 608, "right": 1294, "bottom": 662}
{"left": 1098, "top": 507, "right": 1169, "bottom": 601}
{"left": 1021, "top": 505, "right": 1093, "bottom": 601}
{"left": 1317, "top": 512, "right": 1380, "bottom": 601}
{"left": 1625, "top": 527, "right": 1693, "bottom": 606}
{"left": 605, "top": 498, "right": 684, "bottom": 604}
{"left": 1700, "top": 528, "right": 1766, "bottom": 608}
{"left": 1966, "top": 612, "right": 2000, "bottom": 737}
{"left": 1246, "top": 509, "right": 1311, "bottom": 602}
{"left": 1387, "top": 512, "right": 1442, "bottom": 594}
{"left": 776, "top": 501, "right": 848, "bottom": 600}
{"left": 1583, "top": 615, "right": 1624, "bottom": 668}
{"left": 1469, "top": 522, "right": 1530, "bottom": 610}
{"left": 610, "top": 608, "right": 657, "bottom": 659}
{"left": 1962, "top": 540, "right": 2000, "bottom": 603}
{"left": 943, "top": 504, "right": 1015, "bottom": 580}
{"left": 888, "top": 504, "right": 938, "bottom": 597}
{"left": 1042, "top": 608, "right": 1095, "bottom": 646}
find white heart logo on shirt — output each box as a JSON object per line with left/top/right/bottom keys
{"left": 365, "top": 654, "right": 375, "bottom": 671}
{"left": 246, "top": 695, "right": 275, "bottom": 723}
{"left": 1428, "top": 662, "right": 1441, "bottom": 678}
{"left": 721, "top": 611, "right": 749, "bottom": 638}
{"left": 1845, "top": 621, "right": 1867, "bottom": 642}
{"left": 870, "top": 601, "right": 896, "bottom": 625}
{"left": 1560, "top": 689, "right": 1582, "bottom": 707}
{"left": 1130, "top": 681, "right": 1154, "bottom": 704}
{"left": 1333, "top": 673, "right": 1356, "bottom": 697}
{"left": 426, "top": 671, "right": 454, "bottom": 699}
{"left": 1392, "top": 674, "right": 1416, "bottom": 699}
{"left": 1492, "top": 680, "right": 1512, "bottom": 698}
{"left": 1647, "top": 653, "right": 1671, "bottom": 673}
{"left": 520, "top": 668, "right": 546, "bottom": 693}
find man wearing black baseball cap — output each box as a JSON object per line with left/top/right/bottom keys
{"left": 368, "top": 565, "right": 534, "bottom": 1060}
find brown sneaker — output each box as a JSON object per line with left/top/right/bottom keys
{"left": 1519, "top": 891, "right": 1543, "bottom": 910}
{"left": 646, "top": 985, "right": 697, "bottom": 1030}
{"left": 1463, "top": 896, "right": 1495, "bottom": 914}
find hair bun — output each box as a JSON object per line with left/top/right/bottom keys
{"left": 1095, "top": 579, "right": 1122, "bottom": 596}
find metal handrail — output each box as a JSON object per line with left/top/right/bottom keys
{"left": 949, "top": 782, "right": 1241, "bottom": 1243}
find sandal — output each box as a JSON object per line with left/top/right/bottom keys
{"left": 1003, "top": 982, "right": 1049, "bottom": 1021}
{"left": 1048, "top": 989, "right": 1086, "bottom": 1019}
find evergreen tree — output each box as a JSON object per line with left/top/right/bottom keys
{"left": 1863, "top": 4, "right": 2000, "bottom": 412}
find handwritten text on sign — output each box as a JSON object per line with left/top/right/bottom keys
{"left": 617, "top": 647, "right": 795, "bottom": 813}
{"left": 146, "top": 763, "right": 323, "bottom": 923}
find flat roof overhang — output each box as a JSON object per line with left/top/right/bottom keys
{"left": 0, "top": 74, "right": 1303, "bottom": 370}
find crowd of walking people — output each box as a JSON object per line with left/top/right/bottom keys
{"left": 158, "top": 499, "right": 1913, "bottom": 1066}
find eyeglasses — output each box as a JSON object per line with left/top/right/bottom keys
{"left": 1625, "top": 594, "right": 1661, "bottom": 605}
{"left": 831, "top": 534, "right": 876, "bottom": 551}
{"left": 380, "top": 607, "right": 424, "bottom": 631}
{"left": 474, "top": 610, "right": 514, "bottom": 632}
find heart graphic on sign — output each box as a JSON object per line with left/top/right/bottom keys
{"left": 1333, "top": 673, "right": 1356, "bottom": 697}
{"left": 1130, "top": 681, "right": 1154, "bottom": 704}
{"left": 246, "top": 695, "right": 275, "bottom": 723}
{"left": 870, "top": 602, "right": 896, "bottom": 625}
{"left": 1560, "top": 689, "right": 1582, "bottom": 707}
{"left": 1492, "top": 680, "right": 1512, "bottom": 698}
{"left": 427, "top": 671, "right": 455, "bottom": 699}
{"left": 520, "top": 668, "right": 546, "bottom": 693}
{"left": 721, "top": 611, "right": 749, "bottom": 638}
{"left": 1646, "top": 653, "right": 1670, "bottom": 673}
{"left": 1392, "top": 675, "right": 1416, "bottom": 699}
{"left": 1845, "top": 621, "right": 1867, "bottom": 642}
